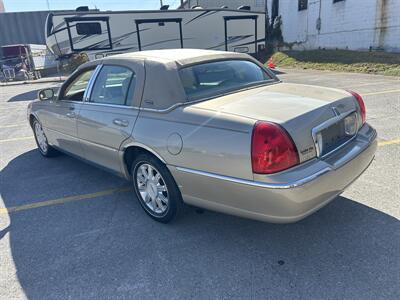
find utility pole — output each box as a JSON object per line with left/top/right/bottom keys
{"left": 160, "top": 0, "right": 163, "bottom": 8}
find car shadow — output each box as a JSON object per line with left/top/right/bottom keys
{"left": 1, "top": 149, "right": 399, "bottom": 299}
{"left": 8, "top": 89, "right": 42, "bottom": 102}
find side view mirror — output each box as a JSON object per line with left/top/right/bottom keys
{"left": 38, "top": 88, "right": 55, "bottom": 101}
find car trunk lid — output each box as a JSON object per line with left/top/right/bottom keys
{"left": 191, "top": 83, "right": 359, "bottom": 163}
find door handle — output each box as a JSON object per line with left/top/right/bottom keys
{"left": 113, "top": 119, "right": 129, "bottom": 127}
{"left": 66, "top": 112, "right": 76, "bottom": 118}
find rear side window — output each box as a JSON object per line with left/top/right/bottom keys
{"left": 76, "top": 22, "right": 102, "bottom": 35}
{"left": 90, "top": 65, "right": 135, "bottom": 105}
{"left": 179, "top": 60, "right": 273, "bottom": 101}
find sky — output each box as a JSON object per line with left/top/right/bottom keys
{"left": 3, "top": 0, "right": 184, "bottom": 12}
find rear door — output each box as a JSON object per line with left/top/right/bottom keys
{"left": 77, "top": 61, "right": 144, "bottom": 173}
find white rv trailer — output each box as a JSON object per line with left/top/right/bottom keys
{"left": 45, "top": 8, "right": 266, "bottom": 60}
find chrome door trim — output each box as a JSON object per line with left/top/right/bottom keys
{"left": 139, "top": 81, "right": 281, "bottom": 113}
{"left": 66, "top": 111, "right": 76, "bottom": 118}
{"left": 81, "top": 101, "right": 140, "bottom": 110}
{"left": 175, "top": 166, "right": 332, "bottom": 189}
{"left": 113, "top": 118, "right": 129, "bottom": 127}
{"left": 45, "top": 127, "right": 78, "bottom": 139}
{"left": 79, "top": 136, "right": 120, "bottom": 151}
{"left": 55, "top": 100, "right": 83, "bottom": 105}
{"left": 83, "top": 64, "right": 103, "bottom": 102}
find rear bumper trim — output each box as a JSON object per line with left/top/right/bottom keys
{"left": 176, "top": 166, "right": 331, "bottom": 190}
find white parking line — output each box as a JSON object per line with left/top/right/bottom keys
{"left": 0, "top": 124, "right": 26, "bottom": 129}
{"left": 0, "top": 136, "right": 33, "bottom": 143}
{"left": 0, "top": 187, "right": 131, "bottom": 214}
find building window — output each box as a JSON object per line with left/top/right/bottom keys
{"left": 333, "top": 0, "right": 345, "bottom": 3}
{"left": 298, "top": 0, "right": 308, "bottom": 11}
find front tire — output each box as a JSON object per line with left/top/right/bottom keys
{"left": 131, "top": 154, "right": 183, "bottom": 223}
{"left": 32, "top": 119, "right": 58, "bottom": 157}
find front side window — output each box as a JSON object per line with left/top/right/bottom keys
{"left": 179, "top": 60, "right": 274, "bottom": 101}
{"left": 90, "top": 65, "right": 135, "bottom": 105}
{"left": 62, "top": 69, "right": 94, "bottom": 101}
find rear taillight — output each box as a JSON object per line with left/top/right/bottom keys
{"left": 349, "top": 91, "right": 366, "bottom": 124}
{"left": 251, "top": 121, "right": 299, "bottom": 174}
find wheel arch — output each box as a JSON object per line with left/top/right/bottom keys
{"left": 122, "top": 143, "right": 166, "bottom": 176}
{"left": 29, "top": 113, "right": 39, "bottom": 128}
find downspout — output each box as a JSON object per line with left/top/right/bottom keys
{"left": 265, "top": 0, "right": 269, "bottom": 47}
{"left": 317, "top": 0, "right": 322, "bottom": 34}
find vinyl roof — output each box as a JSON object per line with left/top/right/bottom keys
{"left": 106, "top": 49, "right": 252, "bottom": 66}
{"left": 96, "top": 49, "right": 265, "bottom": 110}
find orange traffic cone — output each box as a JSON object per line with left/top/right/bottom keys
{"left": 267, "top": 57, "right": 276, "bottom": 69}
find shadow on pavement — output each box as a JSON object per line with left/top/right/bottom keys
{"left": 1, "top": 149, "right": 399, "bottom": 299}
{"left": 8, "top": 89, "right": 41, "bottom": 102}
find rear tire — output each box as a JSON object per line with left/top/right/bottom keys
{"left": 32, "top": 119, "right": 58, "bottom": 157}
{"left": 131, "top": 154, "right": 183, "bottom": 223}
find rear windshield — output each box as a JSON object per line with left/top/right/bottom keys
{"left": 179, "top": 60, "right": 275, "bottom": 101}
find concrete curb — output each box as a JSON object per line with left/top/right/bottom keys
{"left": 0, "top": 77, "right": 67, "bottom": 86}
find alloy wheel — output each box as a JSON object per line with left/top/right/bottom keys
{"left": 34, "top": 121, "right": 48, "bottom": 154}
{"left": 136, "top": 163, "right": 169, "bottom": 214}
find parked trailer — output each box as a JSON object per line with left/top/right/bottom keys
{"left": 46, "top": 8, "right": 266, "bottom": 60}
{"left": 0, "top": 44, "right": 58, "bottom": 81}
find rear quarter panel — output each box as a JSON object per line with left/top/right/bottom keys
{"left": 132, "top": 106, "right": 256, "bottom": 180}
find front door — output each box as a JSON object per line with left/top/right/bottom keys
{"left": 40, "top": 68, "right": 95, "bottom": 157}
{"left": 77, "top": 62, "right": 143, "bottom": 173}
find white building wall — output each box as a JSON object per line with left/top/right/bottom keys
{"left": 277, "top": 0, "right": 400, "bottom": 52}
{"left": 181, "top": 0, "right": 400, "bottom": 52}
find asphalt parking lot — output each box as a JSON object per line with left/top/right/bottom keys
{"left": 0, "top": 69, "right": 399, "bottom": 299}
